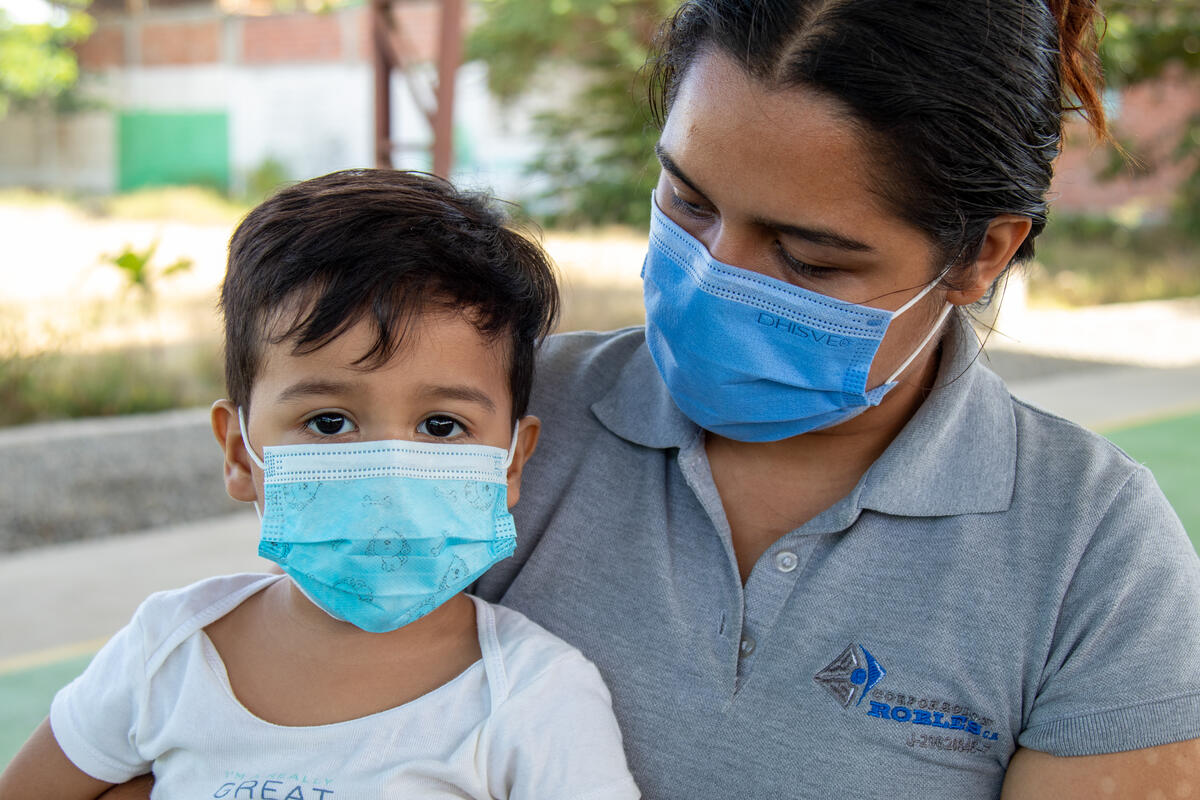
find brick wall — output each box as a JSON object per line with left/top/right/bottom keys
{"left": 75, "top": 24, "right": 126, "bottom": 70}
{"left": 139, "top": 19, "right": 222, "bottom": 65}
{"left": 241, "top": 12, "right": 344, "bottom": 63}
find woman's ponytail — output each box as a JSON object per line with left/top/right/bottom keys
{"left": 1047, "top": 0, "right": 1110, "bottom": 141}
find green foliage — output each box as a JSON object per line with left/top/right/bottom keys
{"left": 0, "top": 1, "right": 94, "bottom": 117}
{"left": 468, "top": 0, "right": 676, "bottom": 227}
{"left": 102, "top": 240, "right": 194, "bottom": 301}
{"left": 243, "top": 156, "right": 293, "bottom": 204}
{"left": 1101, "top": 1, "right": 1200, "bottom": 84}
{"left": 471, "top": 0, "right": 1200, "bottom": 238}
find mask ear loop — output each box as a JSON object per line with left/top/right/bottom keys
{"left": 237, "top": 406, "right": 266, "bottom": 470}
{"left": 502, "top": 420, "right": 520, "bottom": 470}
{"left": 883, "top": 267, "right": 955, "bottom": 385}
{"left": 237, "top": 407, "right": 266, "bottom": 521}
{"left": 885, "top": 302, "right": 954, "bottom": 384}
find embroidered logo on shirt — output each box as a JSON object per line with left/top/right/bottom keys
{"left": 815, "top": 643, "right": 1004, "bottom": 755}
{"left": 813, "top": 643, "right": 887, "bottom": 708}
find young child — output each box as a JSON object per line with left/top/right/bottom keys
{"left": 0, "top": 170, "right": 640, "bottom": 800}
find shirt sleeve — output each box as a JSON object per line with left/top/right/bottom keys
{"left": 485, "top": 651, "right": 641, "bottom": 800}
{"left": 1018, "top": 466, "right": 1200, "bottom": 756}
{"left": 49, "top": 610, "right": 152, "bottom": 783}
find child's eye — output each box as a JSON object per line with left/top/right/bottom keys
{"left": 418, "top": 415, "right": 464, "bottom": 439}
{"left": 305, "top": 413, "right": 356, "bottom": 436}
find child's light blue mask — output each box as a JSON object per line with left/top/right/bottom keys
{"left": 239, "top": 409, "right": 517, "bottom": 633}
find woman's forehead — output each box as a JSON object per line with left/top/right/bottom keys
{"left": 659, "top": 49, "right": 893, "bottom": 229}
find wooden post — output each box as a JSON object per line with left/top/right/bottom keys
{"left": 371, "top": 0, "right": 393, "bottom": 168}
{"left": 430, "top": 0, "right": 463, "bottom": 177}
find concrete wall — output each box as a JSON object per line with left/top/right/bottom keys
{"left": 0, "top": 110, "right": 116, "bottom": 194}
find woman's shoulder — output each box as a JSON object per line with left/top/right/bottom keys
{"left": 537, "top": 326, "right": 647, "bottom": 381}
{"left": 530, "top": 326, "right": 648, "bottom": 412}
{"left": 1004, "top": 391, "right": 1186, "bottom": 544}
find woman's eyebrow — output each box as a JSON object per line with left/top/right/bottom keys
{"left": 761, "top": 217, "right": 876, "bottom": 253}
{"left": 654, "top": 143, "right": 707, "bottom": 198}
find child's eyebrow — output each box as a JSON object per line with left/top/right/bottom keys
{"left": 415, "top": 383, "right": 497, "bottom": 413}
{"left": 276, "top": 379, "right": 354, "bottom": 404}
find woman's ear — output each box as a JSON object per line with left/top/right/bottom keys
{"left": 505, "top": 415, "right": 542, "bottom": 508}
{"left": 211, "top": 400, "right": 259, "bottom": 504}
{"left": 945, "top": 215, "right": 1033, "bottom": 306}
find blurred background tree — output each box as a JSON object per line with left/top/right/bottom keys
{"left": 0, "top": 0, "right": 94, "bottom": 117}
{"left": 471, "top": 0, "right": 1200, "bottom": 240}
{"left": 468, "top": 0, "right": 676, "bottom": 227}
{"left": 1101, "top": 0, "right": 1200, "bottom": 237}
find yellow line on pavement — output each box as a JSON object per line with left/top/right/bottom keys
{"left": 1096, "top": 403, "right": 1200, "bottom": 434}
{"left": 0, "top": 638, "right": 108, "bottom": 676}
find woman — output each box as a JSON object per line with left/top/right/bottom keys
{"left": 476, "top": 0, "right": 1200, "bottom": 797}
{"left": 101, "top": 1, "right": 1198, "bottom": 797}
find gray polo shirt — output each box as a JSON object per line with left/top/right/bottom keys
{"left": 475, "top": 320, "right": 1200, "bottom": 799}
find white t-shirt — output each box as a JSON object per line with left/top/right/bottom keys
{"left": 50, "top": 573, "right": 640, "bottom": 799}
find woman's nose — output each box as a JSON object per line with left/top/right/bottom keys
{"left": 703, "top": 222, "right": 765, "bottom": 275}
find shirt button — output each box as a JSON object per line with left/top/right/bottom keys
{"left": 739, "top": 635, "right": 756, "bottom": 658}
{"left": 775, "top": 550, "right": 799, "bottom": 573}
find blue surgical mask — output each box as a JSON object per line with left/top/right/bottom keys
{"left": 642, "top": 197, "right": 952, "bottom": 442}
{"left": 239, "top": 409, "right": 518, "bottom": 633}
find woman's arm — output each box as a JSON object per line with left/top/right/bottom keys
{"left": 0, "top": 718, "right": 115, "bottom": 800}
{"left": 1000, "top": 739, "right": 1200, "bottom": 799}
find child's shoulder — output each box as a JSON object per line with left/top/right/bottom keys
{"left": 131, "top": 573, "right": 281, "bottom": 664}
{"left": 470, "top": 595, "right": 599, "bottom": 694}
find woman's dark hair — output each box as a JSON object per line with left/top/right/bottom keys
{"left": 648, "top": 0, "right": 1108, "bottom": 291}
{"left": 222, "top": 169, "right": 559, "bottom": 418}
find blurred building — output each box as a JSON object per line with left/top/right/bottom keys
{"left": 0, "top": 0, "right": 554, "bottom": 199}
{"left": 1051, "top": 67, "right": 1200, "bottom": 224}
{"left": 0, "top": 2, "right": 1194, "bottom": 220}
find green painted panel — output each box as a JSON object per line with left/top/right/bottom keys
{"left": 118, "top": 111, "right": 230, "bottom": 192}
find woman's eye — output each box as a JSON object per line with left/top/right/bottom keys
{"left": 305, "top": 413, "right": 356, "bottom": 436}
{"left": 668, "top": 192, "right": 714, "bottom": 219}
{"left": 775, "top": 241, "right": 837, "bottom": 279}
{"left": 418, "top": 415, "right": 464, "bottom": 439}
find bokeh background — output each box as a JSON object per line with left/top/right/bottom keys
{"left": 1, "top": 0, "right": 1198, "bottom": 768}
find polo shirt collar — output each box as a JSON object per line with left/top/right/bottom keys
{"left": 857, "top": 318, "right": 1017, "bottom": 515}
{"left": 590, "top": 318, "right": 1016, "bottom": 517}
{"left": 591, "top": 341, "right": 698, "bottom": 450}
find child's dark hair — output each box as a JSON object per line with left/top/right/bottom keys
{"left": 221, "top": 169, "right": 559, "bottom": 419}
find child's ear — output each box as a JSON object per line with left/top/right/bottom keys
{"left": 505, "top": 415, "right": 541, "bottom": 508}
{"left": 211, "top": 399, "right": 259, "bottom": 504}
{"left": 944, "top": 215, "right": 1032, "bottom": 306}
